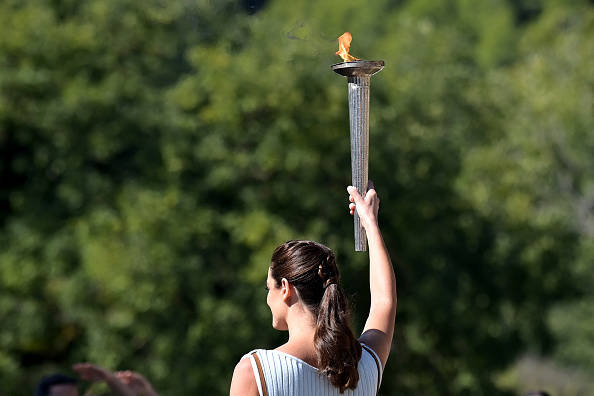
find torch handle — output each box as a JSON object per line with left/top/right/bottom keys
{"left": 348, "top": 76, "right": 371, "bottom": 251}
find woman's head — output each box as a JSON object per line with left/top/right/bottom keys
{"left": 269, "top": 240, "right": 362, "bottom": 393}
{"left": 269, "top": 240, "right": 338, "bottom": 312}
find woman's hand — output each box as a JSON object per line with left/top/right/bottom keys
{"left": 347, "top": 180, "right": 380, "bottom": 230}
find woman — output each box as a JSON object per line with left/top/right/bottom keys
{"left": 230, "top": 182, "right": 397, "bottom": 395}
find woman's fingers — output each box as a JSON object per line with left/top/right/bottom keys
{"left": 347, "top": 185, "right": 363, "bottom": 203}
{"left": 348, "top": 186, "right": 376, "bottom": 205}
{"left": 348, "top": 181, "right": 380, "bottom": 229}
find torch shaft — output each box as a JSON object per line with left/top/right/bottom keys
{"left": 347, "top": 75, "right": 371, "bottom": 251}
{"left": 332, "top": 60, "right": 383, "bottom": 251}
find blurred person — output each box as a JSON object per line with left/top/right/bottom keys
{"left": 35, "top": 363, "right": 158, "bottom": 396}
{"left": 230, "top": 181, "right": 397, "bottom": 395}
{"left": 35, "top": 374, "right": 78, "bottom": 396}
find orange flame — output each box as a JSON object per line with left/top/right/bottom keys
{"left": 335, "top": 32, "right": 360, "bottom": 62}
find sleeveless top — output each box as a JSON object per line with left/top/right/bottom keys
{"left": 245, "top": 344, "right": 382, "bottom": 396}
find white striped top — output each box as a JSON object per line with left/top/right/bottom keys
{"left": 246, "top": 344, "right": 382, "bottom": 396}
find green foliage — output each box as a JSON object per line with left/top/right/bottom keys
{"left": 1, "top": 0, "right": 593, "bottom": 395}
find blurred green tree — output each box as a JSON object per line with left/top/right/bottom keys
{"left": 1, "top": 0, "right": 593, "bottom": 395}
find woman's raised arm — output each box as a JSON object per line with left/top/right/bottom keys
{"left": 348, "top": 182, "right": 397, "bottom": 369}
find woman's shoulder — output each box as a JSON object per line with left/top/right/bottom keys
{"left": 358, "top": 342, "right": 383, "bottom": 390}
{"left": 360, "top": 343, "right": 381, "bottom": 363}
{"left": 230, "top": 355, "right": 259, "bottom": 396}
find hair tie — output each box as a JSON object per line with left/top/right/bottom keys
{"left": 324, "top": 278, "right": 337, "bottom": 288}
{"left": 318, "top": 259, "right": 337, "bottom": 289}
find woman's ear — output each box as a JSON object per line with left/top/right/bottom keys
{"left": 280, "top": 278, "right": 292, "bottom": 302}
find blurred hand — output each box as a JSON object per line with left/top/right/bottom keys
{"left": 114, "top": 371, "right": 158, "bottom": 396}
{"left": 72, "top": 363, "right": 113, "bottom": 383}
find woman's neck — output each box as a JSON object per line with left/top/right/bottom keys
{"left": 276, "top": 307, "right": 318, "bottom": 366}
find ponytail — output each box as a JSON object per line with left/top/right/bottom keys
{"left": 270, "top": 241, "right": 362, "bottom": 393}
{"left": 316, "top": 287, "right": 362, "bottom": 392}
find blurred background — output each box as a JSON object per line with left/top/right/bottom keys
{"left": 1, "top": 0, "right": 593, "bottom": 395}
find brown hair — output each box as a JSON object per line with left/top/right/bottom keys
{"left": 270, "top": 240, "right": 362, "bottom": 393}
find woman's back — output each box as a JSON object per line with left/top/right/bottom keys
{"left": 230, "top": 183, "right": 396, "bottom": 396}
{"left": 247, "top": 344, "right": 381, "bottom": 396}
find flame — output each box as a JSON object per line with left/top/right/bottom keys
{"left": 335, "top": 32, "right": 360, "bottom": 62}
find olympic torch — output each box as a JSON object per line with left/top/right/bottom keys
{"left": 332, "top": 32, "right": 384, "bottom": 251}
